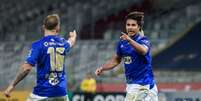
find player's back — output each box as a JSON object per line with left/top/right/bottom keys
{"left": 26, "top": 35, "right": 70, "bottom": 97}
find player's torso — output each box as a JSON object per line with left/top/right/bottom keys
{"left": 119, "top": 35, "right": 154, "bottom": 84}
{"left": 33, "top": 35, "right": 69, "bottom": 97}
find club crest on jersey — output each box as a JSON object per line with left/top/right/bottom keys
{"left": 124, "top": 56, "right": 132, "bottom": 64}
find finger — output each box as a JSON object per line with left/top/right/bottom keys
{"left": 95, "top": 70, "right": 100, "bottom": 76}
{"left": 95, "top": 72, "right": 99, "bottom": 76}
{"left": 95, "top": 70, "right": 99, "bottom": 74}
{"left": 96, "top": 70, "right": 100, "bottom": 74}
{"left": 98, "top": 70, "right": 101, "bottom": 74}
{"left": 120, "top": 36, "right": 125, "bottom": 39}
{"left": 120, "top": 34, "right": 126, "bottom": 37}
{"left": 4, "top": 92, "right": 10, "bottom": 98}
{"left": 70, "top": 32, "right": 73, "bottom": 36}
{"left": 97, "top": 72, "right": 100, "bottom": 76}
{"left": 121, "top": 32, "right": 128, "bottom": 36}
{"left": 5, "top": 94, "right": 10, "bottom": 98}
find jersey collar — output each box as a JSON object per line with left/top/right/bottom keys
{"left": 130, "top": 33, "right": 140, "bottom": 40}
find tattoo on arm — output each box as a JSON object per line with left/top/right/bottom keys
{"left": 11, "top": 66, "right": 31, "bottom": 87}
{"left": 102, "top": 54, "right": 121, "bottom": 71}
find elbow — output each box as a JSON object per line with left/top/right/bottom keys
{"left": 140, "top": 45, "right": 149, "bottom": 55}
{"left": 22, "top": 64, "right": 32, "bottom": 73}
{"left": 25, "top": 68, "right": 32, "bottom": 72}
{"left": 142, "top": 50, "right": 147, "bottom": 55}
{"left": 140, "top": 49, "right": 148, "bottom": 55}
{"left": 22, "top": 67, "right": 32, "bottom": 73}
{"left": 114, "top": 60, "right": 121, "bottom": 67}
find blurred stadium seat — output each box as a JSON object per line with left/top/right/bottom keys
{"left": 153, "top": 21, "right": 201, "bottom": 70}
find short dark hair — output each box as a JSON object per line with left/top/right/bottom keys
{"left": 43, "top": 14, "right": 60, "bottom": 30}
{"left": 125, "top": 11, "right": 144, "bottom": 29}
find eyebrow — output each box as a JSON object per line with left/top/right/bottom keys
{"left": 126, "top": 23, "right": 136, "bottom": 25}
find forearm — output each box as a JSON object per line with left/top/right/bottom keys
{"left": 68, "top": 30, "right": 77, "bottom": 47}
{"left": 120, "top": 33, "right": 147, "bottom": 55}
{"left": 101, "top": 55, "right": 121, "bottom": 71}
{"left": 127, "top": 38, "right": 147, "bottom": 55}
{"left": 10, "top": 64, "right": 31, "bottom": 87}
{"left": 68, "top": 36, "right": 76, "bottom": 47}
{"left": 101, "top": 62, "right": 118, "bottom": 71}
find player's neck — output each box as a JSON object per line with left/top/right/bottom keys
{"left": 44, "top": 30, "right": 58, "bottom": 36}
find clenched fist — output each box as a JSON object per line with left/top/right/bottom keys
{"left": 95, "top": 67, "right": 103, "bottom": 76}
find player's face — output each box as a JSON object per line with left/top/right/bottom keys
{"left": 126, "top": 19, "right": 140, "bottom": 36}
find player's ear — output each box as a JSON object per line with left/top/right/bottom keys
{"left": 42, "top": 25, "right": 45, "bottom": 29}
{"left": 41, "top": 25, "right": 45, "bottom": 32}
{"left": 56, "top": 25, "right": 60, "bottom": 33}
{"left": 138, "top": 25, "right": 141, "bottom": 31}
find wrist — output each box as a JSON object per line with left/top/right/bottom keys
{"left": 127, "top": 37, "right": 132, "bottom": 42}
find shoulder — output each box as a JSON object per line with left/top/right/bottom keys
{"left": 137, "top": 35, "right": 150, "bottom": 44}
{"left": 31, "top": 38, "right": 44, "bottom": 48}
{"left": 56, "top": 36, "right": 65, "bottom": 42}
{"left": 57, "top": 36, "right": 69, "bottom": 45}
{"left": 136, "top": 35, "right": 149, "bottom": 41}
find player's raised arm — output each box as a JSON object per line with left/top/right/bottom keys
{"left": 120, "top": 32, "right": 148, "bottom": 55}
{"left": 67, "top": 30, "right": 77, "bottom": 47}
{"left": 3, "top": 63, "right": 32, "bottom": 98}
{"left": 95, "top": 54, "right": 121, "bottom": 76}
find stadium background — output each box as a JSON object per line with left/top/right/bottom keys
{"left": 0, "top": 0, "right": 201, "bottom": 100}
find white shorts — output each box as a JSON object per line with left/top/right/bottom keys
{"left": 26, "top": 93, "right": 69, "bottom": 101}
{"left": 125, "top": 84, "right": 158, "bottom": 101}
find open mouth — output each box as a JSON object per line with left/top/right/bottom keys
{"left": 128, "top": 31, "right": 135, "bottom": 33}
{"left": 127, "top": 29, "right": 135, "bottom": 33}
{"left": 128, "top": 31, "right": 135, "bottom": 34}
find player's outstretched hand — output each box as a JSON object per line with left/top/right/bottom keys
{"left": 120, "top": 32, "right": 131, "bottom": 41}
{"left": 95, "top": 67, "right": 103, "bottom": 76}
{"left": 3, "top": 85, "right": 14, "bottom": 98}
{"left": 68, "top": 30, "right": 77, "bottom": 47}
{"left": 69, "top": 30, "right": 77, "bottom": 38}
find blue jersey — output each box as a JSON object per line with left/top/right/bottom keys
{"left": 26, "top": 35, "right": 70, "bottom": 97}
{"left": 116, "top": 33, "right": 155, "bottom": 88}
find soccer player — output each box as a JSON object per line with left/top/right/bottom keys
{"left": 95, "top": 11, "right": 158, "bottom": 101}
{"left": 3, "top": 14, "right": 77, "bottom": 101}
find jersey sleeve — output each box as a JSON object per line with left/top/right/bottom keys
{"left": 64, "top": 40, "right": 71, "bottom": 54}
{"left": 25, "top": 43, "right": 40, "bottom": 66}
{"left": 138, "top": 37, "right": 151, "bottom": 55}
{"left": 116, "top": 41, "right": 122, "bottom": 57}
